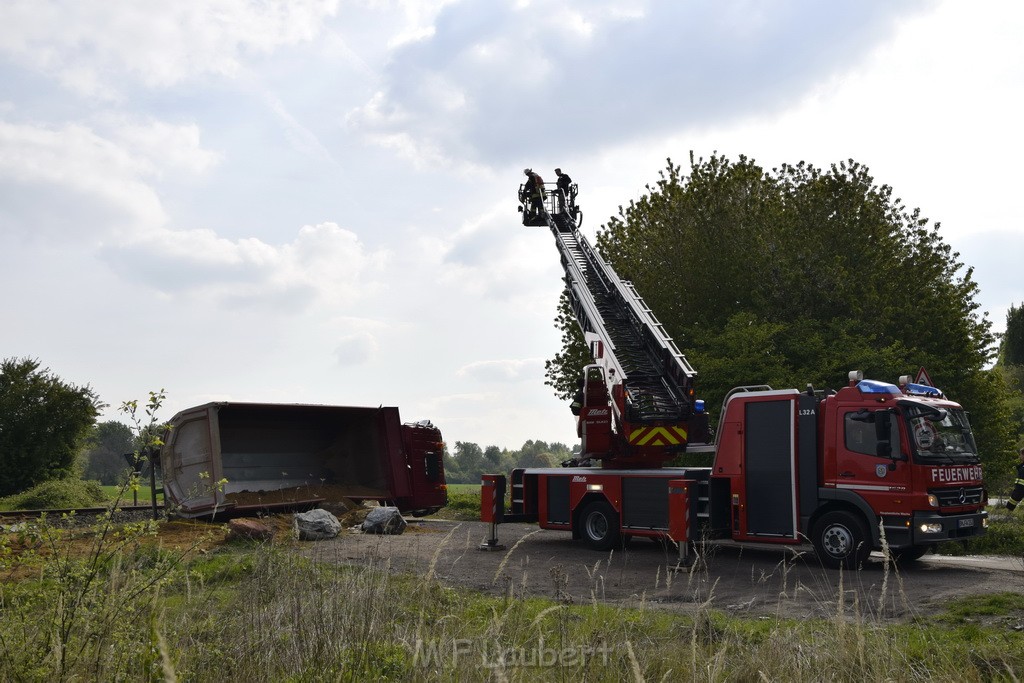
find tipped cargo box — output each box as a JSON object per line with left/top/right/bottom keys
{"left": 159, "top": 402, "right": 447, "bottom": 518}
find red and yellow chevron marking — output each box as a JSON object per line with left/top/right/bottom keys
{"left": 628, "top": 425, "right": 688, "bottom": 446}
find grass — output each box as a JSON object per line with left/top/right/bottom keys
{"left": 1, "top": 516, "right": 1022, "bottom": 681}
{"left": 100, "top": 484, "right": 162, "bottom": 505}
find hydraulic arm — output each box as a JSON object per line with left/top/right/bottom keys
{"left": 520, "top": 179, "right": 708, "bottom": 466}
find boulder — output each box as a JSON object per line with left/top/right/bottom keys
{"left": 227, "top": 518, "right": 274, "bottom": 542}
{"left": 293, "top": 508, "right": 342, "bottom": 541}
{"left": 361, "top": 506, "right": 407, "bottom": 535}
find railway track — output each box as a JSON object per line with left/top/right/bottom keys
{"left": 0, "top": 504, "right": 164, "bottom": 523}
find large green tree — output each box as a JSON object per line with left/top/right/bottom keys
{"left": 546, "top": 155, "right": 1015, "bottom": 475}
{"left": 0, "top": 358, "right": 100, "bottom": 496}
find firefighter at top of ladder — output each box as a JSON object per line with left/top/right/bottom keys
{"left": 522, "top": 168, "right": 545, "bottom": 219}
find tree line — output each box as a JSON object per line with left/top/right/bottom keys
{"left": 442, "top": 440, "right": 576, "bottom": 485}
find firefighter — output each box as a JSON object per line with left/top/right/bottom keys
{"left": 1006, "top": 447, "right": 1024, "bottom": 512}
{"left": 522, "top": 168, "right": 545, "bottom": 217}
{"left": 554, "top": 167, "right": 573, "bottom": 213}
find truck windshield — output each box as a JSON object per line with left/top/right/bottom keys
{"left": 903, "top": 406, "right": 979, "bottom": 464}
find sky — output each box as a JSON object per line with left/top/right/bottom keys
{"left": 1, "top": 0, "right": 1022, "bottom": 451}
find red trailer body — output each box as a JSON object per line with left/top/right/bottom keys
{"left": 160, "top": 402, "right": 447, "bottom": 518}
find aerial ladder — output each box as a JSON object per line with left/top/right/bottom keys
{"left": 481, "top": 175, "right": 987, "bottom": 564}
{"left": 518, "top": 175, "right": 709, "bottom": 467}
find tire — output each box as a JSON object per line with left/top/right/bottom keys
{"left": 578, "top": 501, "right": 621, "bottom": 551}
{"left": 890, "top": 544, "right": 930, "bottom": 564}
{"left": 812, "top": 511, "right": 871, "bottom": 570}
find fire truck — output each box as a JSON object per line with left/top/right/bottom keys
{"left": 481, "top": 175, "right": 988, "bottom": 569}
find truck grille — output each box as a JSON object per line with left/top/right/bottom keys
{"left": 931, "top": 486, "right": 984, "bottom": 507}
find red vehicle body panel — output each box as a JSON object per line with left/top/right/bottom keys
{"left": 160, "top": 402, "right": 447, "bottom": 518}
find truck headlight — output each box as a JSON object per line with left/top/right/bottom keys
{"left": 919, "top": 522, "right": 942, "bottom": 534}
{"left": 926, "top": 494, "right": 939, "bottom": 508}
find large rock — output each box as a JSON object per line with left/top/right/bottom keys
{"left": 361, "top": 506, "right": 407, "bottom": 535}
{"left": 293, "top": 508, "right": 342, "bottom": 541}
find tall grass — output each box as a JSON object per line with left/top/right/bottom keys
{"left": 3, "top": 517, "right": 1022, "bottom": 681}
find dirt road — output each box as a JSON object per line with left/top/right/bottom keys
{"left": 305, "top": 519, "right": 1024, "bottom": 623}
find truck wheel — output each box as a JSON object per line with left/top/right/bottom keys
{"left": 812, "top": 511, "right": 870, "bottom": 570}
{"left": 578, "top": 501, "right": 621, "bottom": 551}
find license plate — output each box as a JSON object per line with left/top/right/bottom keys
{"left": 958, "top": 518, "right": 975, "bottom": 529}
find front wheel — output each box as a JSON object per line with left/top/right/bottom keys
{"left": 578, "top": 501, "right": 620, "bottom": 551}
{"left": 812, "top": 511, "right": 870, "bottom": 570}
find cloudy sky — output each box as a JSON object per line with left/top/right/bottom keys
{"left": 2, "top": 0, "right": 1022, "bottom": 450}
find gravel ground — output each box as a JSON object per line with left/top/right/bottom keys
{"left": 302, "top": 518, "right": 1024, "bottom": 623}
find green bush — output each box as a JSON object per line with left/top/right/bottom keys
{"left": 0, "top": 478, "right": 107, "bottom": 510}
{"left": 935, "top": 507, "right": 1024, "bottom": 556}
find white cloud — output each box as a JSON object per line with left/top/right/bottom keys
{"left": 105, "top": 119, "right": 223, "bottom": 176}
{"left": 348, "top": 1, "right": 933, "bottom": 166}
{"left": 0, "top": 117, "right": 224, "bottom": 244}
{"left": 334, "top": 331, "right": 379, "bottom": 366}
{"left": 0, "top": 120, "right": 167, "bottom": 240}
{"left": 102, "top": 221, "right": 388, "bottom": 311}
{"left": 457, "top": 358, "right": 545, "bottom": 382}
{"left": 0, "top": 0, "right": 341, "bottom": 97}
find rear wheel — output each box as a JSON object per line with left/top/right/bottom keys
{"left": 812, "top": 511, "right": 870, "bottom": 570}
{"left": 578, "top": 501, "right": 620, "bottom": 551}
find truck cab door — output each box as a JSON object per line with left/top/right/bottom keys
{"left": 834, "top": 409, "right": 910, "bottom": 513}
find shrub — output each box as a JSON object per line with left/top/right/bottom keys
{"left": 0, "top": 478, "right": 107, "bottom": 510}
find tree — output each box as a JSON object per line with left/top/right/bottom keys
{"left": 82, "top": 421, "right": 136, "bottom": 485}
{"left": 547, "top": 155, "right": 1015, "bottom": 473}
{"left": 545, "top": 292, "right": 592, "bottom": 401}
{"left": 1000, "top": 303, "right": 1024, "bottom": 366}
{"left": 0, "top": 358, "right": 100, "bottom": 496}
{"left": 452, "top": 441, "right": 484, "bottom": 484}
{"left": 996, "top": 303, "right": 1024, "bottom": 464}
{"left": 483, "top": 445, "right": 504, "bottom": 471}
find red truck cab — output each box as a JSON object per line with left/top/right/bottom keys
{"left": 713, "top": 372, "right": 987, "bottom": 567}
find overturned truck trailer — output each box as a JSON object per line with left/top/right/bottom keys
{"left": 160, "top": 402, "right": 448, "bottom": 519}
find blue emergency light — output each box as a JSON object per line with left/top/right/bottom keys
{"left": 904, "top": 382, "right": 942, "bottom": 397}
{"left": 856, "top": 380, "right": 901, "bottom": 395}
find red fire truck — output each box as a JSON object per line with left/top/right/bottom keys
{"left": 482, "top": 178, "right": 987, "bottom": 569}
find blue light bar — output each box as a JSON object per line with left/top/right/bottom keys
{"left": 904, "top": 382, "right": 942, "bottom": 397}
{"left": 856, "top": 380, "right": 901, "bottom": 395}
{"left": 694, "top": 399, "right": 705, "bottom": 413}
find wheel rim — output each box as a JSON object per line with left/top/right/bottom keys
{"left": 822, "top": 523, "right": 854, "bottom": 558}
{"left": 585, "top": 512, "right": 608, "bottom": 540}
